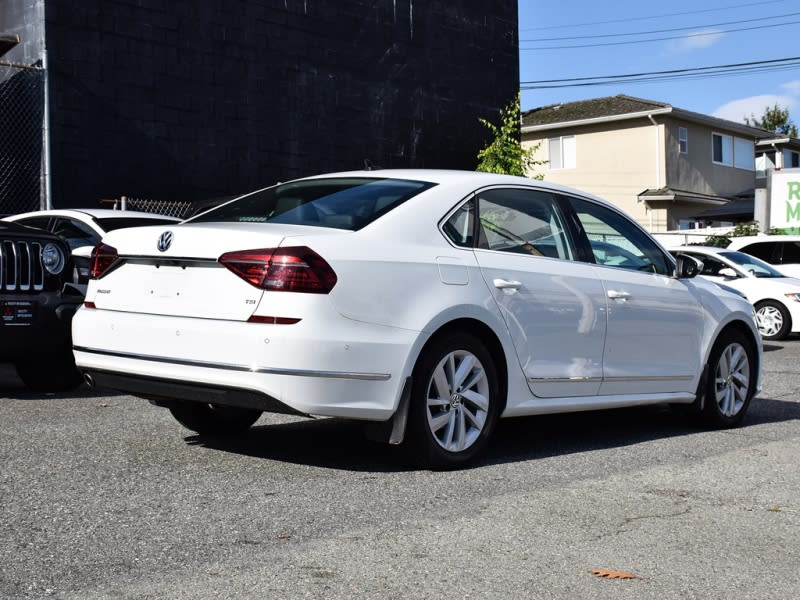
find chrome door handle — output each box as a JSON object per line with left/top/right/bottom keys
{"left": 493, "top": 278, "right": 522, "bottom": 290}
{"left": 607, "top": 290, "right": 631, "bottom": 301}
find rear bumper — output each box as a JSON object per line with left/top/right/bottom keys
{"left": 84, "top": 368, "right": 306, "bottom": 416}
{"left": 72, "top": 307, "right": 418, "bottom": 420}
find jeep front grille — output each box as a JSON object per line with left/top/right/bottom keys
{"left": 0, "top": 240, "right": 45, "bottom": 292}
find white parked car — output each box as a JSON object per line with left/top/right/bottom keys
{"left": 670, "top": 245, "right": 800, "bottom": 341}
{"left": 72, "top": 171, "right": 762, "bottom": 467}
{"left": 4, "top": 209, "right": 181, "bottom": 290}
{"left": 4, "top": 208, "right": 181, "bottom": 250}
{"left": 725, "top": 235, "right": 800, "bottom": 278}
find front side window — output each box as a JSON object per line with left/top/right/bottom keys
{"left": 190, "top": 177, "right": 436, "bottom": 231}
{"left": 678, "top": 127, "right": 688, "bottom": 154}
{"left": 780, "top": 241, "right": 800, "bottom": 263}
{"left": 567, "top": 197, "right": 671, "bottom": 275}
{"left": 784, "top": 149, "right": 800, "bottom": 168}
{"left": 475, "top": 188, "right": 573, "bottom": 260}
{"left": 548, "top": 135, "right": 576, "bottom": 170}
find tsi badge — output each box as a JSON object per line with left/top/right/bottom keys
{"left": 157, "top": 230, "right": 173, "bottom": 252}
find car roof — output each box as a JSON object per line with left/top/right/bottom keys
{"left": 280, "top": 168, "right": 627, "bottom": 215}
{"left": 727, "top": 235, "right": 800, "bottom": 245}
{"left": 668, "top": 245, "right": 727, "bottom": 253}
{"left": 5, "top": 208, "right": 180, "bottom": 220}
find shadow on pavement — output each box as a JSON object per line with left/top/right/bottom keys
{"left": 183, "top": 395, "right": 799, "bottom": 472}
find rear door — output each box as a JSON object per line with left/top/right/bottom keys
{"left": 458, "top": 187, "right": 607, "bottom": 398}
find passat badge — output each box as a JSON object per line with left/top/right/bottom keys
{"left": 157, "top": 231, "right": 173, "bottom": 252}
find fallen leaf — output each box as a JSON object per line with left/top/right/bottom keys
{"left": 768, "top": 505, "right": 781, "bottom": 512}
{"left": 98, "top": 402, "right": 110, "bottom": 408}
{"left": 590, "top": 568, "right": 641, "bottom": 580}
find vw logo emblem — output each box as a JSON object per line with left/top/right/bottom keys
{"left": 157, "top": 230, "right": 173, "bottom": 252}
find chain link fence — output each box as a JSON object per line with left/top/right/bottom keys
{"left": 103, "top": 196, "right": 194, "bottom": 219}
{"left": 0, "top": 62, "right": 44, "bottom": 217}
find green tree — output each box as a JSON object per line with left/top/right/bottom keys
{"left": 476, "top": 94, "right": 546, "bottom": 178}
{"left": 745, "top": 103, "right": 798, "bottom": 137}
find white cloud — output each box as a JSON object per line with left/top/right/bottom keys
{"left": 664, "top": 29, "right": 724, "bottom": 54}
{"left": 781, "top": 80, "right": 800, "bottom": 95}
{"left": 712, "top": 94, "right": 797, "bottom": 124}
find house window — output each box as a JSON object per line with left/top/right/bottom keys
{"left": 734, "top": 137, "right": 754, "bottom": 170}
{"left": 712, "top": 133, "right": 754, "bottom": 170}
{"left": 548, "top": 135, "right": 576, "bottom": 170}
{"left": 678, "top": 127, "right": 688, "bottom": 154}
{"left": 783, "top": 149, "right": 800, "bottom": 168}
{"left": 712, "top": 133, "right": 732, "bottom": 165}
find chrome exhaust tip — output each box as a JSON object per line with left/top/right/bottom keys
{"left": 83, "top": 372, "right": 95, "bottom": 388}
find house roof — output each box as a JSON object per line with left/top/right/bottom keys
{"left": 521, "top": 94, "right": 772, "bottom": 139}
{"left": 692, "top": 198, "right": 754, "bottom": 220}
{"left": 638, "top": 187, "right": 730, "bottom": 206}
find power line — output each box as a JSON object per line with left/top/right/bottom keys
{"left": 520, "top": 11, "right": 800, "bottom": 43}
{"left": 520, "top": 57, "right": 800, "bottom": 89}
{"left": 519, "top": 0, "right": 786, "bottom": 32}
{"left": 521, "top": 19, "right": 800, "bottom": 50}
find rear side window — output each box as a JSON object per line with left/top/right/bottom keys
{"left": 474, "top": 188, "right": 573, "bottom": 260}
{"left": 739, "top": 242, "right": 776, "bottom": 262}
{"left": 190, "top": 177, "right": 436, "bottom": 230}
{"left": 97, "top": 217, "right": 178, "bottom": 231}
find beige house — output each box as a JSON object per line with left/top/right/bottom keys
{"left": 521, "top": 95, "right": 771, "bottom": 232}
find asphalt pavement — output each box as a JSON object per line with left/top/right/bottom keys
{"left": 1, "top": 339, "right": 798, "bottom": 599}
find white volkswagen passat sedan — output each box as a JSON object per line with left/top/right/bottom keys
{"left": 669, "top": 245, "right": 800, "bottom": 341}
{"left": 72, "top": 171, "right": 762, "bottom": 468}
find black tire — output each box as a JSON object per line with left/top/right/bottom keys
{"left": 404, "top": 332, "right": 501, "bottom": 469}
{"left": 168, "top": 402, "right": 262, "bottom": 435}
{"left": 15, "top": 351, "right": 83, "bottom": 392}
{"left": 754, "top": 300, "right": 791, "bottom": 340}
{"left": 700, "top": 329, "right": 756, "bottom": 428}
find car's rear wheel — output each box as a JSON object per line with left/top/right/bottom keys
{"left": 701, "top": 329, "right": 756, "bottom": 428}
{"left": 168, "top": 402, "right": 262, "bottom": 435}
{"left": 405, "top": 332, "right": 500, "bottom": 469}
{"left": 15, "top": 350, "right": 83, "bottom": 393}
{"left": 754, "top": 300, "right": 790, "bottom": 340}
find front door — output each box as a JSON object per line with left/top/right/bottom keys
{"left": 566, "top": 196, "right": 704, "bottom": 396}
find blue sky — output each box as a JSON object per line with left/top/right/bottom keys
{"left": 518, "top": 0, "right": 800, "bottom": 124}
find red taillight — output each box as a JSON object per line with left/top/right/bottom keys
{"left": 218, "top": 246, "right": 337, "bottom": 294}
{"left": 90, "top": 244, "right": 119, "bottom": 279}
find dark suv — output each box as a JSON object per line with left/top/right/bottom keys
{"left": 1, "top": 221, "right": 83, "bottom": 391}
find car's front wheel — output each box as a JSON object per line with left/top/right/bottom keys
{"left": 168, "top": 402, "right": 262, "bottom": 435}
{"left": 405, "top": 332, "right": 500, "bottom": 469}
{"left": 754, "top": 300, "right": 790, "bottom": 340}
{"left": 701, "top": 329, "right": 756, "bottom": 428}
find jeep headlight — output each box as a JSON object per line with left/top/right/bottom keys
{"left": 42, "top": 242, "right": 65, "bottom": 275}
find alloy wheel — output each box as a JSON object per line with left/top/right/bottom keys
{"left": 713, "top": 342, "right": 750, "bottom": 417}
{"left": 425, "top": 350, "right": 490, "bottom": 452}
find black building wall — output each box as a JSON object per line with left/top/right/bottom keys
{"left": 44, "top": 0, "right": 518, "bottom": 207}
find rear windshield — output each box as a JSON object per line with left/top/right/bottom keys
{"left": 97, "top": 217, "right": 178, "bottom": 231}
{"left": 189, "top": 177, "right": 436, "bottom": 230}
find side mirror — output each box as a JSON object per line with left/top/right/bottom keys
{"left": 673, "top": 253, "right": 702, "bottom": 279}
{"left": 718, "top": 267, "right": 738, "bottom": 279}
